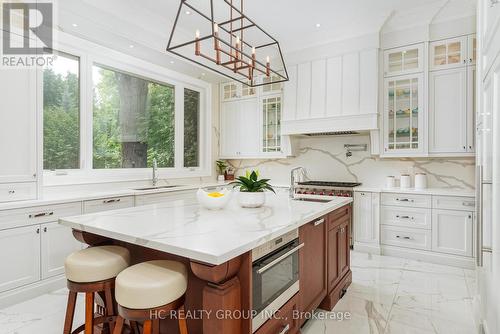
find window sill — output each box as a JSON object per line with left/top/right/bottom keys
{"left": 43, "top": 168, "right": 212, "bottom": 187}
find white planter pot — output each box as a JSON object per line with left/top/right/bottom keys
{"left": 238, "top": 191, "right": 266, "bottom": 208}
{"left": 217, "top": 175, "right": 225, "bottom": 182}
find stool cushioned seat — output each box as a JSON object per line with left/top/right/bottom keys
{"left": 65, "top": 245, "right": 131, "bottom": 283}
{"left": 115, "top": 260, "right": 188, "bottom": 309}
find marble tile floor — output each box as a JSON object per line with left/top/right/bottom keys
{"left": 0, "top": 252, "right": 478, "bottom": 334}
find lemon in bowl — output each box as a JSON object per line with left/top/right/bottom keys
{"left": 197, "top": 188, "right": 232, "bottom": 210}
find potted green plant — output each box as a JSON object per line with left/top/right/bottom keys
{"left": 216, "top": 160, "right": 227, "bottom": 182}
{"left": 230, "top": 170, "right": 275, "bottom": 208}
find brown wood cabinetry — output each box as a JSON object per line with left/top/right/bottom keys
{"left": 254, "top": 294, "right": 300, "bottom": 334}
{"left": 298, "top": 215, "right": 327, "bottom": 325}
{"left": 320, "top": 205, "right": 352, "bottom": 310}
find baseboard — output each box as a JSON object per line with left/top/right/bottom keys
{"left": 381, "top": 245, "right": 475, "bottom": 269}
{"left": 353, "top": 242, "right": 381, "bottom": 255}
{"left": 0, "top": 275, "right": 66, "bottom": 309}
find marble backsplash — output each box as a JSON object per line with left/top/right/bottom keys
{"left": 227, "top": 135, "right": 476, "bottom": 190}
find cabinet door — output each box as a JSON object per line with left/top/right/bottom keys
{"left": 238, "top": 98, "right": 260, "bottom": 157}
{"left": 432, "top": 210, "right": 473, "bottom": 257}
{"left": 299, "top": 217, "right": 327, "bottom": 316}
{"left": 353, "top": 192, "right": 374, "bottom": 244}
{"left": 383, "top": 74, "right": 424, "bottom": 155}
{"left": 135, "top": 190, "right": 197, "bottom": 206}
{"left": 429, "top": 68, "right": 468, "bottom": 153}
{"left": 310, "top": 59, "right": 327, "bottom": 118}
{"left": 342, "top": 52, "right": 360, "bottom": 115}
{"left": 296, "top": 63, "right": 312, "bottom": 120}
{"left": 480, "top": 74, "right": 494, "bottom": 182}
{"left": 220, "top": 101, "right": 240, "bottom": 157}
{"left": 384, "top": 44, "right": 423, "bottom": 77}
{"left": 41, "top": 222, "right": 82, "bottom": 279}
{"left": 430, "top": 37, "right": 467, "bottom": 70}
{"left": 261, "top": 96, "right": 282, "bottom": 154}
{"left": 282, "top": 65, "right": 297, "bottom": 121}
{"left": 0, "top": 65, "right": 37, "bottom": 183}
{"left": 467, "top": 66, "right": 476, "bottom": 152}
{"left": 221, "top": 82, "right": 239, "bottom": 101}
{"left": 467, "top": 35, "right": 477, "bottom": 66}
{"left": 337, "top": 220, "right": 350, "bottom": 280}
{"left": 327, "top": 224, "right": 340, "bottom": 289}
{"left": 0, "top": 226, "right": 40, "bottom": 293}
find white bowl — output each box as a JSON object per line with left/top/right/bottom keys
{"left": 196, "top": 188, "right": 232, "bottom": 210}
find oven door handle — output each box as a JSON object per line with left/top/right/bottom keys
{"left": 256, "top": 243, "right": 305, "bottom": 275}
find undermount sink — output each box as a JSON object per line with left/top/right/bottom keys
{"left": 292, "top": 197, "right": 332, "bottom": 203}
{"left": 132, "top": 185, "right": 182, "bottom": 191}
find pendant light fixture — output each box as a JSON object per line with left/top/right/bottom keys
{"left": 167, "top": 0, "right": 288, "bottom": 87}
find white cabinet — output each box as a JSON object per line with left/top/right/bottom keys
{"left": 429, "top": 68, "right": 468, "bottom": 153}
{"left": 281, "top": 49, "right": 378, "bottom": 135}
{"left": 83, "top": 196, "right": 135, "bottom": 214}
{"left": 383, "top": 74, "right": 425, "bottom": 155}
{"left": 219, "top": 99, "right": 260, "bottom": 158}
{"left": 221, "top": 82, "right": 256, "bottom": 101}
{"left": 135, "top": 190, "right": 197, "bottom": 206}
{"left": 0, "top": 59, "right": 38, "bottom": 199}
{"left": 353, "top": 191, "right": 380, "bottom": 251}
{"left": 384, "top": 44, "right": 424, "bottom": 77}
{"left": 41, "top": 222, "right": 82, "bottom": 279}
{"left": 0, "top": 226, "right": 41, "bottom": 293}
{"left": 430, "top": 36, "right": 467, "bottom": 70}
{"left": 432, "top": 210, "right": 473, "bottom": 257}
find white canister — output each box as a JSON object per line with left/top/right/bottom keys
{"left": 386, "top": 176, "right": 396, "bottom": 189}
{"left": 415, "top": 173, "right": 427, "bottom": 189}
{"left": 400, "top": 174, "right": 411, "bottom": 189}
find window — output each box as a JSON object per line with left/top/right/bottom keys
{"left": 184, "top": 88, "right": 200, "bottom": 167}
{"left": 92, "top": 65, "right": 175, "bottom": 169}
{"left": 43, "top": 52, "right": 80, "bottom": 170}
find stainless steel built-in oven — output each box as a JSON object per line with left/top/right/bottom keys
{"left": 252, "top": 229, "right": 303, "bottom": 332}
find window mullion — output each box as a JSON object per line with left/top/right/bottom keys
{"left": 80, "top": 53, "right": 93, "bottom": 171}
{"left": 175, "top": 84, "right": 185, "bottom": 170}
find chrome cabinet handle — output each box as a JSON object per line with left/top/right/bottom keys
{"left": 43, "top": 227, "right": 47, "bottom": 233}
{"left": 278, "top": 324, "right": 290, "bottom": 334}
{"left": 314, "top": 218, "right": 325, "bottom": 226}
{"left": 257, "top": 243, "right": 305, "bottom": 274}
{"left": 462, "top": 201, "right": 475, "bottom": 207}
{"left": 8, "top": 190, "right": 15, "bottom": 194}
{"left": 396, "top": 215, "right": 413, "bottom": 220}
{"left": 36, "top": 228, "right": 40, "bottom": 234}
{"left": 29, "top": 211, "right": 54, "bottom": 219}
{"left": 396, "top": 198, "right": 414, "bottom": 203}
{"left": 396, "top": 235, "right": 412, "bottom": 240}
{"left": 103, "top": 198, "right": 121, "bottom": 204}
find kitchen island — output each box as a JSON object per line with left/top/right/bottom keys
{"left": 60, "top": 189, "right": 353, "bottom": 334}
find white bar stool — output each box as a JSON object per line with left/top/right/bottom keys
{"left": 112, "top": 260, "right": 189, "bottom": 334}
{"left": 63, "top": 245, "right": 131, "bottom": 334}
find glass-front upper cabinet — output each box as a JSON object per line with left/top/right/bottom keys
{"left": 383, "top": 74, "right": 424, "bottom": 155}
{"left": 221, "top": 81, "right": 256, "bottom": 101}
{"left": 384, "top": 44, "right": 424, "bottom": 77}
{"left": 261, "top": 74, "right": 284, "bottom": 94}
{"left": 262, "top": 95, "right": 282, "bottom": 153}
{"left": 430, "top": 36, "right": 467, "bottom": 70}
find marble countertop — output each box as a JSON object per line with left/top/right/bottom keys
{"left": 0, "top": 182, "right": 229, "bottom": 211}
{"left": 353, "top": 186, "right": 475, "bottom": 197}
{"left": 60, "top": 189, "right": 352, "bottom": 265}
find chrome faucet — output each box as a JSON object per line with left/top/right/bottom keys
{"left": 152, "top": 158, "right": 158, "bottom": 187}
{"left": 290, "top": 166, "right": 305, "bottom": 198}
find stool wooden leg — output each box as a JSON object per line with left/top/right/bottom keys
{"left": 143, "top": 320, "right": 152, "bottom": 334}
{"left": 63, "top": 291, "right": 77, "bottom": 334}
{"left": 85, "top": 292, "right": 94, "bottom": 334}
{"left": 129, "top": 321, "right": 140, "bottom": 334}
{"left": 178, "top": 305, "right": 188, "bottom": 334}
{"left": 112, "top": 316, "right": 124, "bottom": 334}
{"left": 152, "top": 319, "right": 160, "bottom": 334}
{"left": 104, "top": 288, "right": 115, "bottom": 333}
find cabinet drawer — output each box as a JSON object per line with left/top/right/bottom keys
{"left": 381, "top": 225, "right": 431, "bottom": 250}
{"left": 254, "top": 294, "right": 299, "bottom": 334}
{"left": 381, "top": 206, "right": 431, "bottom": 230}
{"left": 83, "top": 196, "right": 135, "bottom": 214}
{"left": 432, "top": 196, "right": 475, "bottom": 211}
{"left": 0, "top": 202, "right": 82, "bottom": 230}
{"left": 0, "top": 182, "right": 36, "bottom": 203}
{"left": 381, "top": 193, "right": 431, "bottom": 208}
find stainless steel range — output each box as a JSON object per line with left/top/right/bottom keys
{"left": 293, "top": 181, "right": 361, "bottom": 248}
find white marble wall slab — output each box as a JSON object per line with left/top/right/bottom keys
{"left": 228, "top": 136, "right": 475, "bottom": 190}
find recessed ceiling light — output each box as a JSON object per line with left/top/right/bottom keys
{"left": 170, "top": 60, "right": 174, "bottom": 64}
{"left": 185, "top": 10, "right": 191, "bottom": 15}
{"left": 315, "top": 23, "right": 321, "bottom": 28}
{"left": 201, "top": 72, "right": 206, "bottom": 76}
{"left": 129, "top": 44, "right": 135, "bottom": 48}
{"left": 72, "top": 23, "right": 78, "bottom": 27}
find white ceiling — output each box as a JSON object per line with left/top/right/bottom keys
{"left": 55, "top": 0, "right": 477, "bottom": 82}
